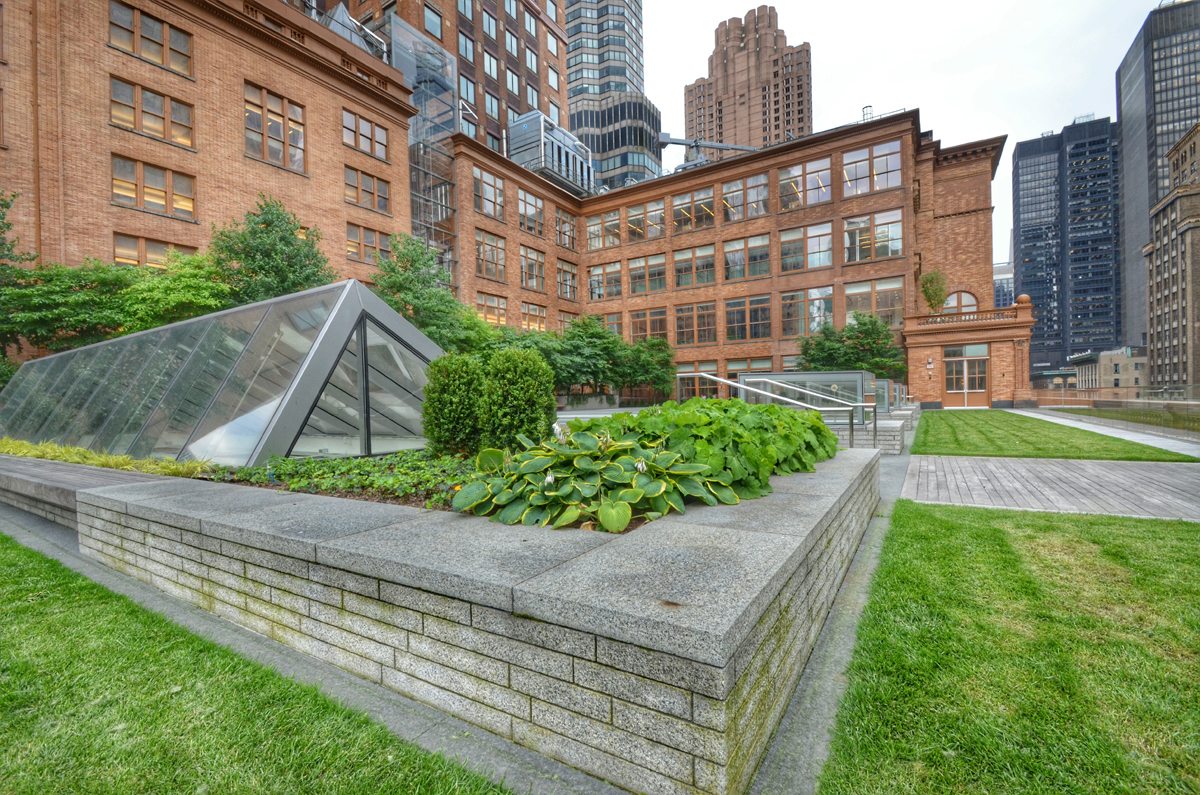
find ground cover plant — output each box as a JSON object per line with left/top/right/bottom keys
{"left": 0, "top": 532, "right": 508, "bottom": 794}
{"left": 1055, "top": 406, "right": 1200, "bottom": 435}
{"left": 910, "top": 409, "right": 1199, "bottom": 462}
{"left": 222, "top": 451, "right": 475, "bottom": 509}
{"left": 0, "top": 438, "right": 212, "bottom": 477}
{"left": 453, "top": 398, "right": 838, "bottom": 532}
{"left": 820, "top": 501, "right": 1200, "bottom": 794}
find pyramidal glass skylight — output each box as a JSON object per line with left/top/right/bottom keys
{"left": 0, "top": 280, "right": 442, "bottom": 466}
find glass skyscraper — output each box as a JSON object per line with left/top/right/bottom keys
{"left": 1013, "top": 117, "right": 1121, "bottom": 374}
{"left": 1116, "top": 0, "right": 1200, "bottom": 347}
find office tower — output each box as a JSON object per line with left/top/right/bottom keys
{"left": 564, "top": 0, "right": 662, "bottom": 189}
{"left": 684, "top": 6, "right": 812, "bottom": 161}
{"left": 1013, "top": 116, "right": 1121, "bottom": 374}
{"left": 993, "top": 262, "right": 1015, "bottom": 308}
{"left": 1116, "top": 0, "right": 1200, "bottom": 347}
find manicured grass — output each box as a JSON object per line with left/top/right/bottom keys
{"left": 0, "top": 532, "right": 507, "bottom": 794}
{"left": 1055, "top": 406, "right": 1200, "bottom": 435}
{"left": 910, "top": 409, "right": 1199, "bottom": 462}
{"left": 820, "top": 501, "right": 1200, "bottom": 794}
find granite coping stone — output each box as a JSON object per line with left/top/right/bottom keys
{"left": 121, "top": 487, "right": 321, "bottom": 532}
{"left": 78, "top": 478, "right": 229, "bottom": 513}
{"left": 316, "top": 510, "right": 617, "bottom": 612}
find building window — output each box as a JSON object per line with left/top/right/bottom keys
{"left": 677, "top": 361, "right": 718, "bottom": 398}
{"left": 458, "top": 32, "right": 475, "bottom": 61}
{"left": 526, "top": 84, "right": 539, "bottom": 108}
{"left": 943, "top": 291, "right": 978, "bottom": 314}
{"left": 520, "top": 302, "right": 547, "bottom": 331}
{"left": 109, "top": 77, "right": 193, "bottom": 147}
{"left": 459, "top": 75, "right": 476, "bottom": 106}
{"left": 460, "top": 118, "right": 477, "bottom": 137}
{"left": 111, "top": 155, "right": 194, "bottom": 219}
{"left": 559, "top": 311, "right": 578, "bottom": 330}
{"left": 556, "top": 260, "right": 577, "bottom": 300}
{"left": 780, "top": 223, "right": 832, "bottom": 272}
{"left": 844, "top": 209, "right": 903, "bottom": 263}
{"left": 457, "top": 0, "right": 473, "bottom": 20}
{"left": 548, "top": 67, "right": 559, "bottom": 91}
{"left": 629, "top": 308, "right": 668, "bottom": 342}
{"left": 108, "top": 1, "right": 192, "bottom": 76}
{"left": 555, "top": 209, "right": 577, "bottom": 249}
{"left": 244, "top": 84, "right": 305, "bottom": 172}
{"left": 346, "top": 223, "right": 391, "bottom": 263}
{"left": 484, "top": 51, "right": 498, "bottom": 80}
{"left": 588, "top": 262, "right": 621, "bottom": 300}
{"left": 723, "top": 235, "right": 770, "bottom": 280}
{"left": 505, "top": 30, "right": 518, "bottom": 57}
{"left": 672, "top": 187, "right": 714, "bottom": 232}
{"left": 526, "top": 49, "right": 538, "bottom": 73}
{"left": 505, "top": 0, "right": 517, "bottom": 18}
{"left": 626, "top": 199, "right": 664, "bottom": 241}
{"left": 781, "top": 286, "right": 833, "bottom": 336}
{"left": 344, "top": 166, "right": 390, "bottom": 214}
{"left": 475, "top": 230, "right": 505, "bottom": 280}
{"left": 673, "top": 245, "right": 715, "bottom": 288}
{"left": 477, "top": 292, "right": 507, "bottom": 325}
{"left": 524, "top": 10, "right": 537, "bottom": 35}
{"left": 472, "top": 166, "right": 504, "bottom": 218}
{"left": 721, "top": 173, "right": 768, "bottom": 220}
{"left": 627, "top": 254, "right": 667, "bottom": 295}
{"left": 843, "top": 140, "right": 901, "bottom": 196}
{"left": 548, "top": 102, "right": 560, "bottom": 125}
{"left": 586, "top": 210, "right": 620, "bottom": 250}
{"left": 424, "top": 5, "right": 442, "bottom": 38}
{"left": 113, "top": 233, "right": 195, "bottom": 268}
{"left": 485, "top": 91, "right": 499, "bottom": 119}
{"left": 605, "top": 312, "right": 622, "bottom": 337}
{"left": 547, "top": 33, "right": 559, "bottom": 57}
{"left": 845, "top": 277, "right": 904, "bottom": 328}
{"left": 779, "top": 157, "right": 830, "bottom": 209}
{"left": 518, "top": 190, "right": 544, "bottom": 235}
{"left": 520, "top": 246, "right": 545, "bottom": 291}
{"left": 675, "top": 302, "right": 717, "bottom": 346}
{"left": 482, "top": 10, "right": 496, "bottom": 38}
{"left": 725, "top": 299, "right": 747, "bottom": 341}
{"left": 506, "top": 68, "right": 520, "bottom": 95}
{"left": 342, "top": 109, "right": 388, "bottom": 160}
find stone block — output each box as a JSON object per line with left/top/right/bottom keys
{"left": 424, "top": 615, "right": 573, "bottom": 681}
{"left": 299, "top": 615, "right": 395, "bottom": 666}
{"left": 126, "top": 486, "right": 311, "bottom": 533}
{"left": 219, "top": 539, "right": 309, "bottom": 578}
{"left": 572, "top": 659, "right": 691, "bottom": 721}
{"left": 78, "top": 478, "right": 225, "bottom": 513}
{"left": 309, "top": 601, "right": 409, "bottom": 650}
{"left": 511, "top": 667, "right": 611, "bottom": 722}
{"left": 243, "top": 593, "right": 304, "bottom": 630}
{"left": 595, "top": 638, "right": 730, "bottom": 700}
{"left": 342, "top": 592, "right": 422, "bottom": 632}
{"left": 378, "top": 580, "right": 470, "bottom": 625}
{"left": 393, "top": 647, "right": 529, "bottom": 718}
{"left": 382, "top": 668, "right": 512, "bottom": 738}
{"left": 613, "top": 699, "right": 726, "bottom": 764}
{"left": 531, "top": 699, "right": 693, "bottom": 782}
{"left": 472, "top": 604, "right": 595, "bottom": 660}
{"left": 310, "top": 563, "right": 378, "bottom": 600}
{"left": 268, "top": 587, "right": 310, "bottom": 617}
{"left": 314, "top": 511, "right": 614, "bottom": 611}
{"left": 248, "top": 563, "right": 341, "bottom": 607}
{"left": 408, "top": 634, "right": 507, "bottom": 685}
{"left": 200, "top": 549, "right": 245, "bottom": 578}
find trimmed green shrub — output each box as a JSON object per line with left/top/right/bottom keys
{"left": 422, "top": 354, "right": 485, "bottom": 456}
{"left": 480, "top": 348, "right": 556, "bottom": 451}
{"left": 453, "top": 398, "right": 839, "bottom": 532}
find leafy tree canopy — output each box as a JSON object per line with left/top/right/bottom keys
{"left": 120, "top": 252, "right": 234, "bottom": 334}
{"left": 797, "top": 312, "right": 907, "bottom": 380}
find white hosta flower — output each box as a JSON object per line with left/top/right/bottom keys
{"left": 544, "top": 471, "right": 556, "bottom": 487}
{"left": 634, "top": 459, "right": 647, "bottom": 474}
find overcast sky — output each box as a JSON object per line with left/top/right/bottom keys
{"left": 643, "top": 0, "right": 1164, "bottom": 263}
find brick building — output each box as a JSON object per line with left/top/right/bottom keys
{"left": 450, "top": 109, "right": 1034, "bottom": 407}
{"left": 684, "top": 5, "right": 812, "bottom": 162}
{"left": 2, "top": 0, "right": 416, "bottom": 281}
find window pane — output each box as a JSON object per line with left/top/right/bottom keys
{"left": 293, "top": 330, "right": 363, "bottom": 458}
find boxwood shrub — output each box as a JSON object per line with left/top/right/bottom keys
{"left": 421, "top": 354, "right": 485, "bottom": 456}
{"left": 452, "top": 398, "right": 838, "bottom": 532}
{"left": 479, "top": 348, "right": 556, "bottom": 451}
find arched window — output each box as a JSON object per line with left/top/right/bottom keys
{"left": 943, "top": 291, "right": 978, "bottom": 314}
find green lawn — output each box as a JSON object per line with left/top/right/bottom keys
{"left": 820, "top": 501, "right": 1200, "bottom": 795}
{"left": 910, "top": 409, "right": 1199, "bottom": 462}
{"left": 1055, "top": 407, "right": 1200, "bottom": 435}
{"left": 0, "top": 532, "right": 507, "bottom": 794}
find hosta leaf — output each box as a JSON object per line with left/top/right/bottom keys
{"left": 708, "top": 483, "right": 739, "bottom": 505}
{"left": 663, "top": 489, "right": 685, "bottom": 513}
{"left": 653, "top": 450, "right": 681, "bottom": 468}
{"left": 492, "top": 488, "right": 517, "bottom": 506}
{"left": 451, "top": 480, "right": 490, "bottom": 511}
{"left": 476, "top": 448, "right": 506, "bottom": 472}
{"left": 497, "top": 498, "right": 529, "bottom": 524}
{"left": 577, "top": 481, "right": 600, "bottom": 498}
{"left": 523, "top": 505, "right": 549, "bottom": 526}
{"left": 552, "top": 506, "right": 582, "bottom": 529}
{"left": 518, "top": 457, "right": 554, "bottom": 474}
{"left": 616, "top": 487, "right": 644, "bottom": 503}
{"left": 675, "top": 476, "right": 708, "bottom": 498}
{"left": 570, "top": 432, "right": 600, "bottom": 451}
{"left": 515, "top": 433, "right": 536, "bottom": 449}
{"left": 667, "top": 463, "right": 709, "bottom": 475}
{"left": 597, "top": 500, "right": 632, "bottom": 533}
{"left": 573, "top": 455, "right": 598, "bottom": 471}
{"left": 641, "top": 479, "right": 667, "bottom": 498}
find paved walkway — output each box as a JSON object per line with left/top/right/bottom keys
{"left": 1005, "top": 408, "right": 1200, "bottom": 458}
{"left": 902, "top": 455, "right": 1200, "bottom": 520}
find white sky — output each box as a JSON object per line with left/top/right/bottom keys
{"left": 643, "top": 0, "right": 1163, "bottom": 263}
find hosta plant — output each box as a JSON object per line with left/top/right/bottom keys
{"left": 450, "top": 429, "right": 735, "bottom": 533}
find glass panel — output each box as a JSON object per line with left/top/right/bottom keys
{"left": 31, "top": 344, "right": 125, "bottom": 443}
{"left": 56, "top": 334, "right": 161, "bottom": 448}
{"left": 4, "top": 351, "right": 83, "bottom": 440}
{"left": 182, "top": 293, "right": 334, "bottom": 466}
{"left": 364, "top": 320, "right": 429, "bottom": 454}
{"left": 126, "top": 306, "right": 268, "bottom": 460}
{"left": 94, "top": 322, "right": 210, "bottom": 454}
{"left": 291, "top": 330, "right": 363, "bottom": 459}
{"left": 0, "top": 358, "right": 62, "bottom": 434}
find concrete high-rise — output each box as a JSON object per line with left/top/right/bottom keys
{"left": 684, "top": 6, "right": 812, "bottom": 161}
{"left": 564, "top": 0, "right": 662, "bottom": 190}
{"left": 1116, "top": 0, "right": 1200, "bottom": 348}
{"left": 1013, "top": 117, "right": 1121, "bottom": 374}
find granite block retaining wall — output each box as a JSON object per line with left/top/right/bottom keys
{"left": 830, "top": 420, "right": 905, "bottom": 455}
{"left": 1, "top": 450, "right": 879, "bottom": 795}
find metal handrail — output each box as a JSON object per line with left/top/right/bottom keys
{"left": 745, "top": 378, "right": 876, "bottom": 446}
{"left": 676, "top": 373, "right": 858, "bottom": 446}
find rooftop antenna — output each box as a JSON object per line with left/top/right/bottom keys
{"left": 862, "top": 105, "right": 873, "bottom": 121}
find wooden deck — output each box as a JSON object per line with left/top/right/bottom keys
{"left": 902, "top": 455, "right": 1200, "bottom": 521}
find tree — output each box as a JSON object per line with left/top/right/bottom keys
{"left": 919, "top": 270, "right": 948, "bottom": 314}
{"left": 208, "top": 195, "right": 334, "bottom": 304}
{"left": 374, "top": 234, "right": 496, "bottom": 354}
{"left": 0, "top": 261, "right": 143, "bottom": 352}
{"left": 612, "top": 337, "right": 675, "bottom": 395}
{"left": 797, "top": 313, "right": 907, "bottom": 380}
{"left": 559, "top": 315, "right": 623, "bottom": 393}
{"left": 119, "top": 252, "right": 234, "bottom": 333}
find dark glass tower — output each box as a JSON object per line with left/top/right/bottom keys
{"left": 1116, "top": 0, "right": 1200, "bottom": 347}
{"left": 565, "top": 0, "right": 662, "bottom": 189}
{"left": 1013, "top": 117, "right": 1121, "bottom": 374}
